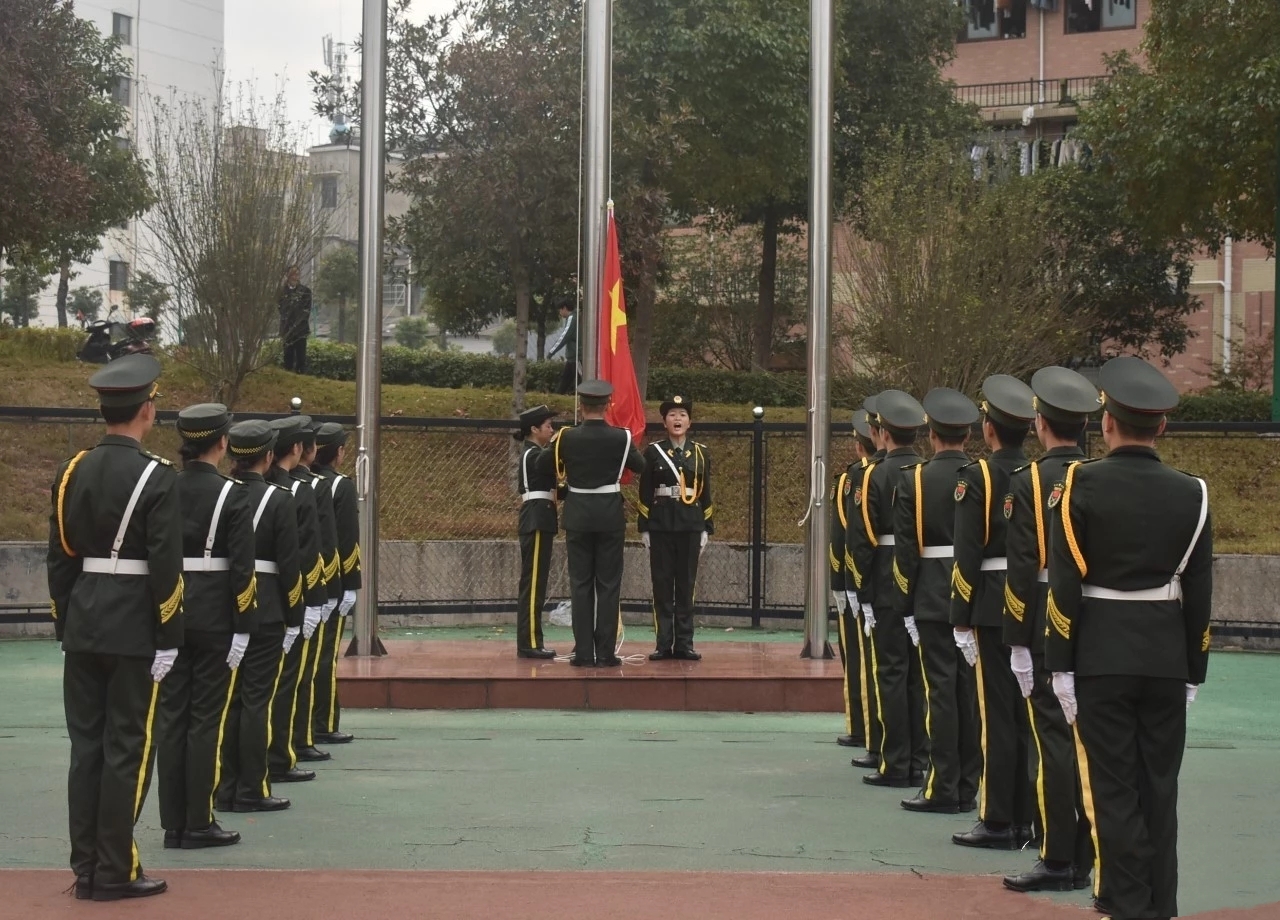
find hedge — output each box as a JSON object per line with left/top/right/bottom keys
{"left": 1172, "top": 388, "right": 1273, "bottom": 422}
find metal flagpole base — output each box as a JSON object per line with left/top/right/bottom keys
{"left": 800, "top": 639, "right": 836, "bottom": 660}
{"left": 344, "top": 635, "right": 388, "bottom": 657}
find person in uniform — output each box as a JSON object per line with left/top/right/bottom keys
{"left": 832, "top": 408, "right": 875, "bottom": 749}
{"left": 848, "top": 396, "right": 887, "bottom": 770}
{"left": 311, "top": 422, "right": 360, "bottom": 744}
{"left": 514, "top": 405, "right": 560, "bottom": 659}
{"left": 265, "top": 415, "right": 327, "bottom": 783}
{"left": 216, "top": 420, "right": 301, "bottom": 814}
{"left": 535, "top": 380, "right": 645, "bottom": 667}
{"left": 846, "top": 390, "right": 927, "bottom": 788}
{"left": 156, "top": 405, "right": 256, "bottom": 851}
{"left": 950, "top": 375, "right": 1036, "bottom": 850}
{"left": 1001, "top": 366, "right": 1100, "bottom": 893}
{"left": 47, "top": 354, "right": 182, "bottom": 900}
{"left": 638, "top": 395, "right": 714, "bottom": 661}
{"left": 1047, "top": 356, "right": 1212, "bottom": 920}
{"left": 896, "top": 388, "right": 983, "bottom": 815}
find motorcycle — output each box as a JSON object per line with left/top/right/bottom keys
{"left": 77, "top": 317, "right": 157, "bottom": 364}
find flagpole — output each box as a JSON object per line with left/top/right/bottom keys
{"left": 801, "top": 0, "right": 834, "bottom": 659}
{"left": 581, "top": 0, "right": 611, "bottom": 381}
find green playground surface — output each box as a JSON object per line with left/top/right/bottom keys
{"left": 2, "top": 633, "right": 1277, "bottom": 915}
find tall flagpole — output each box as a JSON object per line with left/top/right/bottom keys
{"left": 801, "top": 0, "right": 834, "bottom": 658}
{"left": 349, "top": 0, "right": 388, "bottom": 657}
{"left": 581, "top": 0, "right": 611, "bottom": 380}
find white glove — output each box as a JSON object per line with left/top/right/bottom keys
{"left": 953, "top": 627, "right": 978, "bottom": 668}
{"left": 339, "top": 589, "right": 357, "bottom": 617}
{"left": 861, "top": 604, "right": 875, "bottom": 636}
{"left": 1186, "top": 683, "right": 1198, "bottom": 711}
{"left": 700, "top": 531, "right": 708, "bottom": 550}
{"left": 227, "top": 633, "right": 250, "bottom": 670}
{"left": 151, "top": 648, "right": 178, "bottom": 682}
{"left": 283, "top": 626, "right": 300, "bottom": 654}
{"left": 1010, "top": 646, "right": 1034, "bottom": 699}
{"left": 320, "top": 598, "right": 337, "bottom": 623}
{"left": 303, "top": 606, "right": 322, "bottom": 639}
{"left": 904, "top": 616, "right": 920, "bottom": 647}
{"left": 831, "top": 590, "right": 845, "bottom": 613}
{"left": 640, "top": 532, "right": 650, "bottom": 550}
{"left": 1053, "top": 671, "right": 1077, "bottom": 724}
{"left": 845, "top": 591, "right": 858, "bottom": 613}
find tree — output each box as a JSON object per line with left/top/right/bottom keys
{"left": 314, "top": 245, "right": 360, "bottom": 343}
{"left": 1080, "top": 0, "right": 1279, "bottom": 248}
{"left": 146, "top": 87, "right": 328, "bottom": 405}
{"left": 125, "top": 270, "right": 171, "bottom": 324}
{"left": 393, "top": 316, "right": 434, "bottom": 350}
{"left": 68, "top": 286, "right": 103, "bottom": 325}
{"left": 0, "top": 263, "right": 48, "bottom": 328}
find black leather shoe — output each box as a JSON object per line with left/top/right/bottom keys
{"left": 313, "top": 731, "right": 353, "bottom": 745}
{"left": 649, "top": 649, "right": 674, "bottom": 661}
{"left": 296, "top": 746, "right": 331, "bottom": 762}
{"left": 270, "top": 767, "right": 316, "bottom": 783}
{"left": 517, "top": 648, "right": 556, "bottom": 659}
{"left": 73, "top": 874, "right": 93, "bottom": 900}
{"left": 569, "top": 657, "right": 596, "bottom": 668}
{"left": 598, "top": 656, "right": 623, "bottom": 667}
{"left": 233, "top": 795, "right": 291, "bottom": 813}
{"left": 163, "top": 829, "right": 182, "bottom": 849}
{"left": 909, "top": 770, "right": 926, "bottom": 787}
{"left": 1003, "top": 860, "right": 1076, "bottom": 892}
{"left": 1073, "top": 870, "right": 1092, "bottom": 891}
{"left": 959, "top": 798, "right": 978, "bottom": 813}
{"left": 181, "top": 821, "right": 241, "bottom": 849}
{"left": 674, "top": 648, "right": 702, "bottom": 661}
{"left": 850, "top": 752, "right": 880, "bottom": 769}
{"left": 900, "top": 793, "right": 960, "bottom": 814}
{"left": 835, "top": 735, "right": 865, "bottom": 747}
{"left": 92, "top": 875, "right": 168, "bottom": 901}
{"left": 952, "top": 821, "right": 1017, "bottom": 849}
{"left": 1093, "top": 896, "right": 1114, "bottom": 915}
{"left": 1016, "top": 825, "right": 1042, "bottom": 849}
{"left": 862, "top": 771, "right": 910, "bottom": 788}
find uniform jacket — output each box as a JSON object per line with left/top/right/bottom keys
{"left": 1045, "top": 446, "right": 1213, "bottom": 683}
{"left": 177, "top": 461, "right": 258, "bottom": 634}
{"left": 268, "top": 465, "right": 328, "bottom": 609}
{"left": 892, "top": 450, "right": 970, "bottom": 622}
{"left": 302, "top": 467, "right": 342, "bottom": 602}
{"left": 637, "top": 438, "right": 714, "bottom": 534}
{"left": 47, "top": 434, "right": 184, "bottom": 655}
{"left": 949, "top": 446, "right": 1026, "bottom": 629}
{"left": 237, "top": 471, "right": 303, "bottom": 629}
{"left": 517, "top": 439, "right": 560, "bottom": 535}
{"left": 845, "top": 446, "right": 922, "bottom": 609}
{"left": 313, "top": 464, "right": 362, "bottom": 591}
{"left": 534, "top": 419, "right": 644, "bottom": 533}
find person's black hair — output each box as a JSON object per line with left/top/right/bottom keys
{"left": 932, "top": 432, "right": 968, "bottom": 451}
{"left": 314, "top": 443, "right": 341, "bottom": 467}
{"left": 882, "top": 426, "right": 917, "bottom": 448}
{"left": 1111, "top": 415, "right": 1160, "bottom": 443}
{"left": 100, "top": 401, "right": 147, "bottom": 425}
{"left": 1043, "top": 416, "right": 1086, "bottom": 442}
{"left": 987, "top": 417, "right": 1030, "bottom": 448}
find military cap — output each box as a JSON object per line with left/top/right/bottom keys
{"left": 1098, "top": 356, "right": 1178, "bottom": 428}
{"left": 876, "top": 389, "right": 927, "bottom": 437}
{"left": 922, "top": 387, "right": 979, "bottom": 440}
{"left": 980, "top": 375, "right": 1036, "bottom": 429}
{"left": 514, "top": 404, "right": 556, "bottom": 440}
{"left": 863, "top": 395, "right": 881, "bottom": 428}
{"left": 660, "top": 395, "right": 692, "bottom": 418}
{"left": 269, "top": 414, "right": 313, "bottom": 448}
{"left": 177, "top": 403, "right": 232, "bottom": 443}
{"left": 851, "top": 408, "right": 873, "bottom": 439}
{"left": 1031, "top": 366, "right": 1102, "bottom": 424}
{"left": 577, "top": 379, "right": 613, "bottom": 407}
{"left": 228, "top": 419, "right": 277, "bottom": 457}
{"left": 315, "top": 422, "right": 349, "bottom": 447}
{"left": 89, "top": 353, "right": 162, "bottom": 408}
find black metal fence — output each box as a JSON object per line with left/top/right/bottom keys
{"left": 954, "top": 75, "right": 1108, "bottom": 110}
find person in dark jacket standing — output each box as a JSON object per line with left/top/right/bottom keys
{"left": 514, "top": 405, "right": 560, "bottom": 659}
{"left": 638, "top": 395, "right": 714, "bottom": 661}
{"left": 535, "top": 380, "right": 645, "bottom": 667}
{"left": 548, "top": 302, "right": 577, "bottom": 394}
{"left": 1047, "top": 357, "right": 1212, "bottom": 920}
{"left": 1002, "top": 366, "right": 1100, "bottom": 894}
{"left": 156, "top": 404, "right": 256, "bottom": 852}
{"left": 278, "top": 265, "right": 312, "bottom": 374}
{"left": 48, "top": 354, "right": 183, "bottom": 901}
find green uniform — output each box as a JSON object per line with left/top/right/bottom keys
{"left": 831, "top": 463, "right": 865, "bottom": 744}
{"left": 311, "top": 462, "right": 361, "bottom": 735}
{"left": 293, "top": 465, "right": 340, "bottom": 753}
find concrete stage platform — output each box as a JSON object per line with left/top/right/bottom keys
{"left": 337, "top": 640, "right": 844, "bottom": 712}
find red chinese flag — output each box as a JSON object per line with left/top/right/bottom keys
{"left": 598, "top": 207, "right": 647, "bottom": 468}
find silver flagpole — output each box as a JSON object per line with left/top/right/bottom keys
{"left": 350, "top": 0, "right": 388, "bottom": 657}
{"left": 801, "top": 0, "right": 834, "bottom": 658}
{"left": 580, "top": 0, "right": 611, "bottom": 380}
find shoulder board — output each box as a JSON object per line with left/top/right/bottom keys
{"left": 1069, "top": 458, "right": 1100, "bottom": 467}
{"left": 232, "top": 478, "right": 244, "bottom": 485}
{"left": 1012, "top": 462, "right": 1033, "bottom": 474}
{"left": 958, "top": 460, "right": 978, "bottom": 471}
{"left": 1175, "top": 467, "right": 1204, "bottom": 480}
{"left": 693, "top": 441, "right": 707, "bottom": 450}
{"left": 901, "top": 461, "right": 925, "bottom": 471}
{"left": 269, "top": 482, "right": 290, "bottom": 492}
{"left": 142, "top": 450, "right": 174, "bottom": 467}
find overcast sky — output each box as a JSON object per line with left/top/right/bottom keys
{"left": 223, "top": 0, "right": 452, "bottom": 147}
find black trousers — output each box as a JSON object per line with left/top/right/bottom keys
{"left": 870, "top": 605, "right": 927, "bottom": 779}
{"left": 64, "top": 653, "right": 158, "bottom": 885}
{"left": 270, "top": 631, "right": 308, "bottom": 773}
{"left": 1027, "top": 651, "right": 1094, "bottom": 870}
{"left": 835, "top": 605, "right": 865, "bottom": 741}
{"left": 220, "top": 623, "right": 285, "bottom": 803}
{"left": 917, "top": 619, "right": 982, "bottom": 804}
{"left": 857, "top": 606, "right": 882, "bottom": 756}
{"left": 313, "top": 613, "right": 347, "bottom": 735}
{"left": 517, "top": 531, "right": 554, "bottom": 651}
{"left": 283, "top": 337, "right": 307, "bottom": 373}
{"left": 974, "top": 625, "right": 1033, "bottom": 826}
{"left": 1075, "top": 675, "right": 1185, "bottom": 920}
{"left": 564, "top": 528, "right": 623, "bottom": 662}
{"left": 649, "top": 530, "right": 701, "bottom": 654}
{"left": 156, "top": 630, "right": 234, "bottom": 831}
{"left": 556, "top": 360, "right": 577, "bottom": 394}
{"left": 292, "top": 620, "right": 325, "bottom": 751}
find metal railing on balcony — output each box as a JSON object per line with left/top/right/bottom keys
{"left": 954, "top": 75, "right": 1108, "bottom": 110}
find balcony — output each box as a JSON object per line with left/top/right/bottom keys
{"left": 954, "top": 75, "right": 1109, "bottom": 123}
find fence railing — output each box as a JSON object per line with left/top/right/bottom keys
{"left": 954, "top": 75, "right": 1108, "bottom": 110}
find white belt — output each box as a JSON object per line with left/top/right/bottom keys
{"left": 655, "top": 485, "right": 695, "bottom": 499}
{"left": 1082, "top": 581, "right": 1181, "bottom": 602}
{"left": 877, "top": 534, "right": 896, "bottom": 546}
{"left": 920, "top": 545, "right": 953, "bottom": 558}
{"left": 82, "top": 558, "right": 149, "bottom": 575}
{"left": 568, "top": 484, "right": 621, "bottom": 494}
{"left": 522, "top": 490, "right": 555, "bottom": 502}
{"left": 255, "top": 560, "right": 280, "bottom": 574}
{"left": 980, "top": 557, "right": 1008, "bottom": 571}
{"left": 1037, "top": 569, "right": 1049, "bottom": 583}
{"left": 183, "top": 557, "right": 230, "bottom": 572}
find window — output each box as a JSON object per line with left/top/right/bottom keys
{"left": 961, "top": 0, "right": 1026, "bottom": 42}
{"left": 115, "top": 136, "right": 132, "bottom": 152}
{"left": 1066, "top": 0, "right": 1136, "bottom": 33}
{"left": 111, "top": 76, "right": 131, "bottom": 106}
{"left": 109, "top": 260, "right": 130, "bottom": 292}
{"left": 320, "top": 176, "right": 338, "bottom": 209}
{"left": 113, "top": 12, "right": 132, "bottom": 44}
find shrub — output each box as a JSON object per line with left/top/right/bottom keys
{"left": 1173, "top": 387, "right": 1272, "bottom": 422}
{"left": 0, "top": 326, "right": 88, "bottom": 362}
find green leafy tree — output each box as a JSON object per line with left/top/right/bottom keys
{"left": 393, "top": 315, "right": 434, "bottom": 350}
{"left": 0, "top": 263, "right": 48, "bottom": 328}
{"left": 125, "top": 270, "right": 171, "bottom": 323}
{"left": 490, "top": 318, "right": 518, "bottom": 357}
{"left": 314, "top": 245, "right": 360, "bottom": 343}
{"left": 68, "top": 286, "right": 103, "bottom": 324}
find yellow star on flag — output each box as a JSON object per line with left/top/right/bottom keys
{"left": 609, "top": 280, "right": 626, "bottom": 353}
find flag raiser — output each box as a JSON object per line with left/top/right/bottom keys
{"left": 598, "top": 204, "right": 647, "bottom": 476}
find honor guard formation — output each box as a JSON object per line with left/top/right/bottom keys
{"left": 48, "top": 356, "right": 1210, "bottom": 920}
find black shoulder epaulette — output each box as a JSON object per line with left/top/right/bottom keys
{"left": 901, "top": 461, "right": 926, "bottom": 471}
{"left": 958, "top": 460, "right": 978, "bottom": 471}
{"left": 1012, "top": 462, "right": 1033, "bottom": 474}
{"left": 142, "top": 450, "right": 174, "bottom": 467}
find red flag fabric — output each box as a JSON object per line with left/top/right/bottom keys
{"left": 599, "top": 207, "right": 647, "bottom": 455}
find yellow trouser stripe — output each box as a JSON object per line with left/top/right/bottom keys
{"left": 855, "top": 613, "right": 872, "bottom": 752}
{"left": 304, "top": 624, "right": 323, "bottom": 748}
{"left": 209, "top": 669, "right": 240, "bottom": 823}
{"left": 328, "top": 615, "right": 345, "bottom": 732}
{"left": 1027, "top": 695, "right": 1049, "bottom": 859}
{"left": 1073, "top": 723, "right": 1104, "bottom": 898}
{"left": 529, "top": 532, "right": 542, "bottom": 646}
{"left": 918, "top": 640, "right": 936, "bottom": 799}
{"left": 130, "top": 681, "right": 160, "bottom": 881}
{"left": 974, "top": 635, "right": 990, "bottom": 818}
{"left": 870, "top": 618, "right": 888, "bottom": 774}
{"left": 263, "top": 648, "right": 286, "bottom": 797}
{"left": 837, "top": 611, "right": 852, "bottom": 736}
{"left": 287, "top": 637, "right": 310, "bottom": 766}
